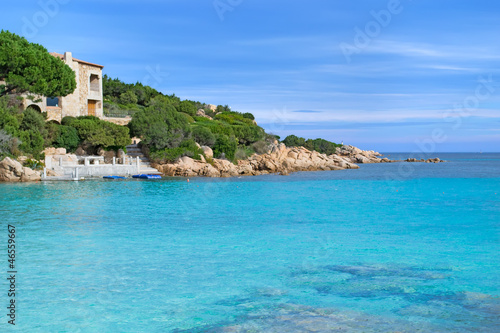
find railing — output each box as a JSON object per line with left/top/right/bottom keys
{"left": 103, "top": 109, "right": 137, "bottom": 118}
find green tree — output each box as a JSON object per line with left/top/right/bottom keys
{"left": 70, "top": 116, "right": 130, "bottom": 151}
{"left": 119, "top": 90, "right": 138, "bottom": 105}
{"left": 283, "top": 135, "right": 305, "bottom": 147}
{"left": 192, "top": 126, "right": 216, "bottom": 147}
{"left": 0, "top": 30, "right": 76, "bottom": 98}
{"left": 213, "top": 135, "right": 237, "bottom": 160}
{"left": 54, "top": 125, "right": 79, "bottom": 152}
{"left": 129, "top": 96, "right": 190, "bottom": 151}
{"left": 177, "top": 100, "right": 197, "bottom": 117}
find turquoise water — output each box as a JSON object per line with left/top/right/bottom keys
{"left": 1, "top": 153, "right": 499, "bottom": 332}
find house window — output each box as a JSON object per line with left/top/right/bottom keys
{"left": 90, "top": 74, "right": 100, "bottom": 92}
{"left": 47, "top": 97, "right": 59, "bottom": 107}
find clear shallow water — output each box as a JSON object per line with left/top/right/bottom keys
{"left": 1, "top": 153, "right": 499, "bottom": 332}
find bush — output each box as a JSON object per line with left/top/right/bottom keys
{"left": 61, "top": 116, "right": 77, "bottom": 127}
{"left": 252, "top": 141, "right": 269, "bottom": 154}
{"left": 232, "top": 124, "right": 264, "bottom": 145}
{"left": 283, "top": 135, "right": 341, "bottom": 155}
{"left": 234, "top": 147, "right": 251, "bottom": 160}
{"left": 129, "top": 96, "right": 190, "bottom": 151}
{"left": 149, "top": 147, "right": 185, "bottom": 164}
{"left": 55, "top": 125, "right": 79, "bottom": 152}
{"left": 213, "top": 135, "right": 237, "bottom": 160}
{"left": 23, "top": 158, "right": 44, "bottom": 170}
{"left": 0, "top": 129, "right": 14, "bottom": 155}
{"left": 179, "top": 112, "right": 195, "bottom": 124}
{"left": 118, "top": 90, "right": 138, "bottom": 105}
{"left": 18, "top": 130, "right": 44, "bottom": 158}
{"left": 0, "top": 98, "right": 20, "bottom": 136}
{"left": 283, "top": 135, "right": 306, "bottom": 148}
{"left": 192, "top": 126, "right": 216, "bottom": 147}
{"left": 177, "top": 100, "right": 197, "bottom": 117}
{"left": 70, "top": 116, "right": 130, "bottom": 151}
{"left": 149, "top": 139, "right": 204, "bottom": 163}
{"left": 242, "top": 112, "right": 255, "bottom": 120}
{"left": 20, "top": 107, "right": 47, "bottom": 137}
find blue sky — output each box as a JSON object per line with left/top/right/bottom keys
{"left": 1, "top": 0, "right": 499, "bottom": 152}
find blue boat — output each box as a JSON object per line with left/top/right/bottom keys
{"left": 132, "top": 174, "right": 162, "bottom": 179}
{"left": 103, "top": 176, "right": 126, "bottom": 179}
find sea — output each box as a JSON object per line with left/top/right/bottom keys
{"left": 1, "top": 153, "right": 499, "bottom": 332}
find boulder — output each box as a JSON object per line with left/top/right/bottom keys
{"left": 55, "top": 148, "right": 66, "bottom": 155}
{"left": 20, "top": 167, "right": 41, "bottom": 182}
{"left": 201, "top": 146, "right": 213, "bottom": 159}
{"left": 75, "top": 147, "right": 86, "bottom": 156}
{"left": 0, "top": 157, "right": 23, "bottom": 182}
{"left": 0, "top": 157, "right": 41, "bottom": 182}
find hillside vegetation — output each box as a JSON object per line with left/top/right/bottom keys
{"left": 0, "top": 31, "right": 344, "bottom": 164}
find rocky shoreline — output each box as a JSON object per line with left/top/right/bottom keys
{"left": 0, "top": 157, "right": 41, "bottom": 182}
{"left": 0, "top": 144, "right": 444, "bottom": 182}
{"left": 152, "top": 144, "right": 444, "bottom": 178}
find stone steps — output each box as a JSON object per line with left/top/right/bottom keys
{"left": 125, "top": 144, "right": 162, "bottom": 175}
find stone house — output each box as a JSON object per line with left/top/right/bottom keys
{"left": 21, "top": 52, "right": 104, "bottom": 122}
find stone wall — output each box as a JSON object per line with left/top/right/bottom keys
{"left": 46, "top": 106, "right": 62, "bottom": 122}
{"left": 60, "top": 55, "right": 80, "bottom": 117}
{"left": 59, "top": 53, "right": 103, "bottom": 118}
{"left": 101, "top": 117, "right": 132, "bottom": 126}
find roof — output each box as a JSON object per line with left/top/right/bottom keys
{"left": 49, "top": 52, "right": 104, "bottom": 69}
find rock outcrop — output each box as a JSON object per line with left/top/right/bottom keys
{"left": 154, "top": 144, "right": 364, "bottom": 178}
{"left": 152, "top": 144, "right": 445, "bottom": 178}
{"left": 196, "top": 109, "right": 213, "bottom": 120}
{"left": 0, "top": 157, "right": 41, "bottom": 182}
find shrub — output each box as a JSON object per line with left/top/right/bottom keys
{"left": 252, "top": 140, "right": 269, "bottom": 154}
{"left": 149, "top": 139, "right": 204, "bottom": 163}
{"left": 192, "top": 126, "right": 216, "bottom": 147}
{"left": 18, "top": 130, "right": 44, "bottom": 158}
{"left": 177, "top": 100, "right": 197, "bottom": 117}
{"left": 20, "top": 107, "right": 47, "bottom": 137}
{"left": 119, "top": 90, "right": 138, "bottom": 105}
{"left": 0, "top": 129, "right": 14, "bottom": 155}
{"left": 232, "top": 124, "right": 264, "bottom": 145}
{"left": 283, "top": 135, "right": 306, "bottom": 148}
{"left": 213, "top": 135, "right": 237, "bottom": 160}
{"left": 149, "top": 147, "right": 185, "bottom": 164}
{"left": 61, "top": 116, "right": 77, "bottom": 127}
{"left": 129, "top": 96, "right": 190, "bottom": 151}
{"left": 55, "top": 125, "right": 79, "bottom": 152}
{"left": 234, "top": 147, "right": 250, "bottom": 161}
{"left": 44, "top": 121, "right": 60, "bottom": 146}
{"left": 24, "top": 158, "right": 44, "bottom": 170}
{"left": 242, "top": 112, "right": 255, "bottom": 120}
{"left": 179, "top": 112, "right": 195, "bottom": 124}
{"left": 70, "top": 116, "right": 130, "bottom": 151}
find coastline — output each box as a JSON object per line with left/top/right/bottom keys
{"left": 0, "top": 144, "right": 445, "bottom": 182}
{"left": 152, "top": 144, "right": 444, "bottom": 178}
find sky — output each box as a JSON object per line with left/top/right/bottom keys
{"left": 1, "top": 0, "right": 499, "bottom": 152}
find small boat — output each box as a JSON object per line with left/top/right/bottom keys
{"left": 103, "top": 176, "right": 126, "bottom": 179}
{"left": 132, "top": 174, "right": 162, "bottom": 179}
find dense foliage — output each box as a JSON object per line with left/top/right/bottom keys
{"left": 129, "top": 96, "right": 191, "bottom": 150}
{"left": 0, "top": 97, "right": 44, "bottom": 158}
{"left": 283, "top": 135, "right": 342, "bottom": 155}
{"left": 62, "top": 116, "right": 130, "bottom": 152}
{"left": 0, "top": 96, "right": 131, "bottom": 159}
{"left": 0, "top": 30, "right": 76, "bottom": 98}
